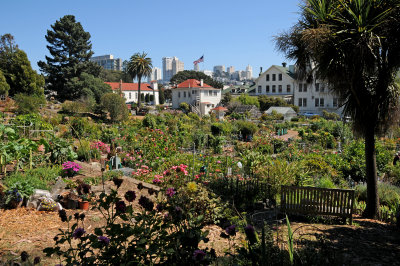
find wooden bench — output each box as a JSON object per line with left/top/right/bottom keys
{"left": 280, "top": 186, "right": 355, "bottom": 224}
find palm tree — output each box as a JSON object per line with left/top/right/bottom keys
{"left": 276, "top": 0, "right": 400, "bottom": 218}
{"left": 127, "top": 52, "right": 152, "bottom": 109}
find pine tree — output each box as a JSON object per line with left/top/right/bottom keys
{"left": 38, "top": 15, "right": 99, "bottom": 101}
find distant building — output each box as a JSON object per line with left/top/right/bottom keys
{"left": 148, "top": 67, "right": 162, "bottom": 83}
{"left": 201, "top": 70, "right": 213, "bottom": 77}
{"left": 105, "top": 81, "right": 159, "bottom": 105}
{"left": 227, "top": 66, "right": 235, "bottom": 74}
{"left": 171, "top": 79, "right": 222, "bottom": 116}
{"left": 246, "top": 65, "right": 253, "bottom": 79}
{"left": 194, "top": 64, "right": 200, "bottom": 71}
{"left": 213, "top": 65, "right": 225, "bottom": 75}
{"left": 265, "top": 107, "right": 297, "bottom": 121}
{"left": 172, "top": 57, "right": 184, "bottom": 76}
{"left": 162, "top": 57, "right": 173, "bottom": 83}
{"left": 91, "top": 55, "right": 123, "bottom": 71}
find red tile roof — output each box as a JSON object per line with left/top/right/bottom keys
{"left": 212, "top": 106, "right": 228, "bottom": 111}
{"left": 105, "top": 82, "right": 154, "bottom": 91}
{"left": 176, "top": 79, "right": 213, "bottom": 88}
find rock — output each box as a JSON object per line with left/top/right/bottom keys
{"left": 27, "top": 189, "right": 52, "bottom": 209}
{"left": 50, "top": 177, "right": 67, "bottom": 199}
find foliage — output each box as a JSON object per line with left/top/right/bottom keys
{"left": 101, "top": 93, "right": 129, "bottom": 122}
{"left": 355, "top": 183, "right": 400, "bottom": 211}
{"left": 170, "top": 70, "right": 223, "bottom": 89}
{"left": 158, "top": 86, "right": 165, "bottom": 104}
{"left": 0, "top": 69, "right": 10, "bottom": 95}
{"left": 65, "top": 72, "right": 112, "bottom": 103}
{"left": 220, "top": 92, "right": 232, "bottom": 106}
{"left": 62, "top": 161, "right": 82, "bottom": 177}
{"left": 38, "top": 15, "right": 100, "bottom": 101}
{"left": 44, "top": 186, "right": 214, "bottom": 265}
{"left": 127, "top": 52, "right": 152, "bottom": 108}
{"left": 14, "top": 93, "right": 46, "bottom": 114}
{"left": 322, "top": 110, "right": 340, "bottom": 121}
{"left": 237, "top": 94, "right": 260, "bottom": 108}
{"left": 40, "top": 137, "right": 77, "bottom": 164}
{"left": 99, "top": 68, "right": 131, "bottom": 83}
{"left": 0, "top": 35, "right": 44, "bottom": 97}
{"left": 179, "top": 102, "right": 190, "bottom": 113}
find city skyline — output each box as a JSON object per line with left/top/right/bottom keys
{"left": 0, "top": 0, "right": 300, "bottom": 75}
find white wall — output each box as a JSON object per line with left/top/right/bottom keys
{"left": 253, "top": 66, "right": 295, "bottom": 97}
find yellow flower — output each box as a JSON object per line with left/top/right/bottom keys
{"left": 187, "top": 182, "right": 198, "bottom": 193}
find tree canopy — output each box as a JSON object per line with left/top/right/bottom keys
{"left": 101, "top": 92, "right": 129, "bottom": 122}
{"left": 38, "top": 15, "right": 101, "bottom": 101}
{"left": 127, "top": 52, "right": 152, "bottom": 108}
{"left": 170, "top": 70, "right": 223, "bottom": 89}
{"left": 65, "top": 72, "right": 112, "bottom": 103}
{"left": 275, "top": 0, "right": 400, "bottom": 218}
{"left": 0, "top": 34, "right": 44, "bottom": 96}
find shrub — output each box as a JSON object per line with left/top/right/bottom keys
{"left": 179, "top": 102, "right": 190, "bottom": 113}
{"left": 355, "top": 183, "right": 400, "bottom": 210}
{"left": 101, "top": 93, "right": 129, "bottom": 122}
{"left": 14, "top": 93, "right": 46, "bottom": 114}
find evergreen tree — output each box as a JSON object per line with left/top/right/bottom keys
{"left": 0, "top": 70, "right": 10, "bottom": 95}
{"left": 0, "top": 34, "right": 44, "bottom": 96}
{"left": 158, "top": 86, "right": 165, "bottom": 104}
{"left": 38, "top": 15, "right": 99, "bottom": 101}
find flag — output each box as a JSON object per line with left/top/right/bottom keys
{"left": 193, "top": 55, "right": 204, "bottom": 65}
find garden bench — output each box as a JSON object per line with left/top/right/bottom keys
{"left": 280, "top": 186, "right": 355, "bottom": 224}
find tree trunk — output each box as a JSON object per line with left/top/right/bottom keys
{"left": 363, "top": 126, "right": 379, "bottom": 219}
{"left": 137, "top": 77, "right": 142, "bottom": 110}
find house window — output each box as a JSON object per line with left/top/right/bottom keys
{"left": 315, "top": 83, "right": 320, "bottom": 92}
{"left": 214, "top": 90, "right": 218, "bottom": 96}
{"left": 258, "top": 86, "right": 262, "bottom": 93}
{"left": 303, "top": 83, "right": 307, "bottom": 92}
{"left": 320, "top": 84, "right": 325, "bottom": 92}
{"left": 192, "top": 90, "right": 196, "bottom": 94}
{"left": 298, "top": 98, "right": 307, "bottom": 107}
{"left": 333, "top": 98, "right": 339, "bottom": 107}
{"left": 209, "top": 90, "right": 213, "bottom": 96}
{"left": 272, "top": 74, "right": 276, "bottom": 81}
{"left": 279, "top": 74, "right": 282, "bottom": 81}
{"left": 266, "top": 74, "right": 270, "bottom": 81}
{"left": 287, "top": 85, "right": 291, "bottom": 93}
{"left": 212, "top": 104, "right": 215, "bottom": 107}
{"left": 299, "top": 83, "right": 303, "bottom": 92}
{"left": 188, "top": 92, "right": 191, "bottom": 97}
{"left": 272, "top": 85, "right": 276, "bottom": 93}
{"left": 184, "top": 91, "right": 186, "bottom": 97}
{"left": 266, "top": 85, "right": 270, "bottom": 93}
{"left": 315, "top": 98, "right": 324, "bottom": 107}
{"left": 178, "top": 92, "right": 181, "bottom": 98}
{"left": 278, "top": 85, "right": 282, "bottom": 93}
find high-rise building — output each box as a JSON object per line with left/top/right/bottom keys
{"left": 91, "top": 55, "right": 123, "bottom": 71}
{"left": 172, "top": 56, "right": 184, "bottom": 76}
{"left": 213, "top": 65, "right": 225, "bottom": 74}
{"left": 246, "top": 65, "right": 253, "bottom": 79}
{"left": 148, "top": 67, "right": 162, "bottom": 82}
{"left": 162, "top": 57, "right": 173, "bottom": 83}
{"left": 227, "top": 66, "right": 235, "bottom": 74}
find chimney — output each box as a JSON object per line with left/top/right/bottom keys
{"left": 282, "top": 62, "right": 287, "bottom": 68}
{"left": 200, "top": 79, "right": 203, "bottom": 87}
{"left": 259, "top": 67, "right": 263, "bottom": 76}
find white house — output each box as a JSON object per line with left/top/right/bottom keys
{"left": 250, "top": 64, "right": 296, "bottom": 102}
{"left": 294, "top": 79, "right": 343, "bottom": 116}
{"left": 172, "top": 79, "right": 222, "bottom": 116}
{"left": 105, "top": 81, "right": 159, "bottom": 105}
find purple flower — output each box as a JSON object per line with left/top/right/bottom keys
{"left": 193, "top": 249, "right": 206, "bottom": 261}
{"left": 124, "top": 191, "right": 136, "bottom": 202}
{"left": 72, "top": 228, "right": 86, "bottom": 239}
{"left": 244, "top": 224, "right": 257, "bottom": 244}
{"left": 115, "top": 201, "right": 126, "bottom": 213}
{"left": 166, "top": 187, "right": 176, "bottom": 197}
{"left": 20, "top": 251, "right": 29, "bottom": 262}
{"left": 225, "top": 224, "right": 236, "bottom": 236}
{"left": 98, "top": 236, "right": 110, "bottom": 245}
{"left": 33, "top": 256, "right": 41, "bottom": 264}
{"left": 113, "top": 177, "right": 123, "bottom": 189}
{"left": 138, "top": 196, "right": 154, "bottom": 211}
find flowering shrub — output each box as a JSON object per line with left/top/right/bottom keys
{"left": 90, "top": 141, "right": 110, "bottom": 154}
{"left": 44, "top": 184, "right": 215, "bottom": 265}
{"left": 62, "top": 161, "right": 81, "bottom": 177}
{"left": 152, "top": 164, "right": 189, "bottom": 188}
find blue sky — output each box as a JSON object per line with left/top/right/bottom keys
{"left": 1, "top": 0, "right": 301, "bottom": 77}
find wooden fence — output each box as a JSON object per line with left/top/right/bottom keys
{"left": 281, "top": 186, "right": 355, "bottom": 224}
